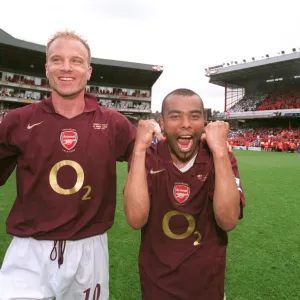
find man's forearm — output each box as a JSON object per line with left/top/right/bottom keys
{"left": 212, "top": 152, "right": 240, "bottom": 231}
{"left": 124, "top": 150, "right": 150, "bottom": 229}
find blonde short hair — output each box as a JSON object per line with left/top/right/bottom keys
{"left": 46, "top": 30, "right": 91, "bottom": 63}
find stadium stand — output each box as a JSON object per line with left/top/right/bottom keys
{"left": 229, "top": 92, "right": 267, "bottom": 112}
{"left": 206, "top": 50, "right": 300, "bottom": 152}
{"left": 228, "top": 89, "right": 300, "bottom": 113}
{"left": 257, "top": 90, "right": 300, "bottom": 110}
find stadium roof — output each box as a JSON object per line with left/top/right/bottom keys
{"left": 205, "top": 52, "right": 300, "bottom": 88}
{"left": 0, "top": 29, "right": 163, "bottom": 88}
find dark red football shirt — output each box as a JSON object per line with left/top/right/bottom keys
{"left": 139, "top": 140, "right": 246, "bottom": 300}
{"left": 0, "top": 93, "right": 136, "bottom": 240}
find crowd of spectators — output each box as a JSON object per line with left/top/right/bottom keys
{"left": 228, "top": 90, "right": 300, "bottom": 112}
{"left": 228, "top": 127, "right": 300, "bottom": 152}
{"left": 1, "top": 88, "right": 49, "bottom": 101}
{"left": 2, "top": 74, "right": 49, "bottom": 87}
{"left": 257, "top": 91, "right": 300, "bottom": 110}
{"left": 99, "top": 99, "right": 150, "bottom": 111}
{"left": 229, "top": 92, "right": 267, "bottom": 112}
{"left": 87, "top": 86, "right": 150, "bottom": 98}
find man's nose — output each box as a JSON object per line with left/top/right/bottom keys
{"left": 60, "top": 61, "right": 72, "bottom": 72}
{"left": 181, "top": 115, "right": 191, "bottom": 128}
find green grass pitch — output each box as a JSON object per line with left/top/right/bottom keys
{"left": 1, "top": 150, "right": 300, "bottom": 300}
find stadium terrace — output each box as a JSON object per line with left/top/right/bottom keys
{"left": 205, "top": 50, "right": 300, "bottom": 152}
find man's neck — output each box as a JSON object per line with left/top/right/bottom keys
{"left": 52, "top": 90, "right": 85, "bottom": 119}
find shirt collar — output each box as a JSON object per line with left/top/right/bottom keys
{"left": 41, "top": 93, "right": 99, "bottom": 113}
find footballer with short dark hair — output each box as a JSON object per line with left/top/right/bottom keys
{"left": 124, "top": 88, "right": 246, "bottom": 300}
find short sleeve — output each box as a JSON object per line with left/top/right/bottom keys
{"left": 0, "top": 110, "right": 20, "bottom": 185}
{"left": 115, "top": 113, "right": 136, "bottom": 162}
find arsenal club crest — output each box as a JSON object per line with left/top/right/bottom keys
{"left": 60, "top": 130, "right": 78, "bottom": 152}
{"left": 173, "top": 184, "right": 190, "bottom": 204}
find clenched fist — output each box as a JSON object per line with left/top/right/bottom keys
{"left": 134, "top": 119, "right": 162, "bottom": 152}
{"left": 202, "top": 121, "right": 229, "bottom": 155}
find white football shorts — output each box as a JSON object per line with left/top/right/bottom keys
{"left": 0, "top": 233, "right": 109, "bottom": 300}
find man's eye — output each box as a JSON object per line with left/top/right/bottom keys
{"left": 72, "top": 58, "right": 83, "bottom": 64}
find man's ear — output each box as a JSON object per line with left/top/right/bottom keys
{"left": 159, "top": 115, "right": 164, "bottom": 133}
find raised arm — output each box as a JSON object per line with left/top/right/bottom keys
{"left": 123, "top": 120, "right": 159, "bottom": 229}
{"left": 204, "top": 121, "right": 244, "bottom": 231}
{"left": 0, "top": 111, "right": 20, "bottom": 186}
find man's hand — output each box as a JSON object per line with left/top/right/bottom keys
{"left": 134, "top": 119, "right": 162, "bottom": 152}
{"left": 227, "top": 141, "right": 232, "bottom": 152}
{"left": 201, "top": 121, "right": 230, "bottom": 155}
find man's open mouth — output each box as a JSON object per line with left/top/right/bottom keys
{"left": 177, "top": 136, "right": 193, "bottom": 152}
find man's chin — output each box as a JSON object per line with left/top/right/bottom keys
{"left": 179, "top": 151, "right": 196, "bottom": 162}
{"left": 168, "top": 139, "right": 199, "bottom": 162}
{"left": 173, "top": 147, "right": 198, "bottom": 162}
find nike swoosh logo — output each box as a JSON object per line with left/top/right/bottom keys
{"left": 150, "top": 168, "right": 166, "bottom": 174}
{"left": 27, "top": 121, "right": 44, "bottom": 129}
